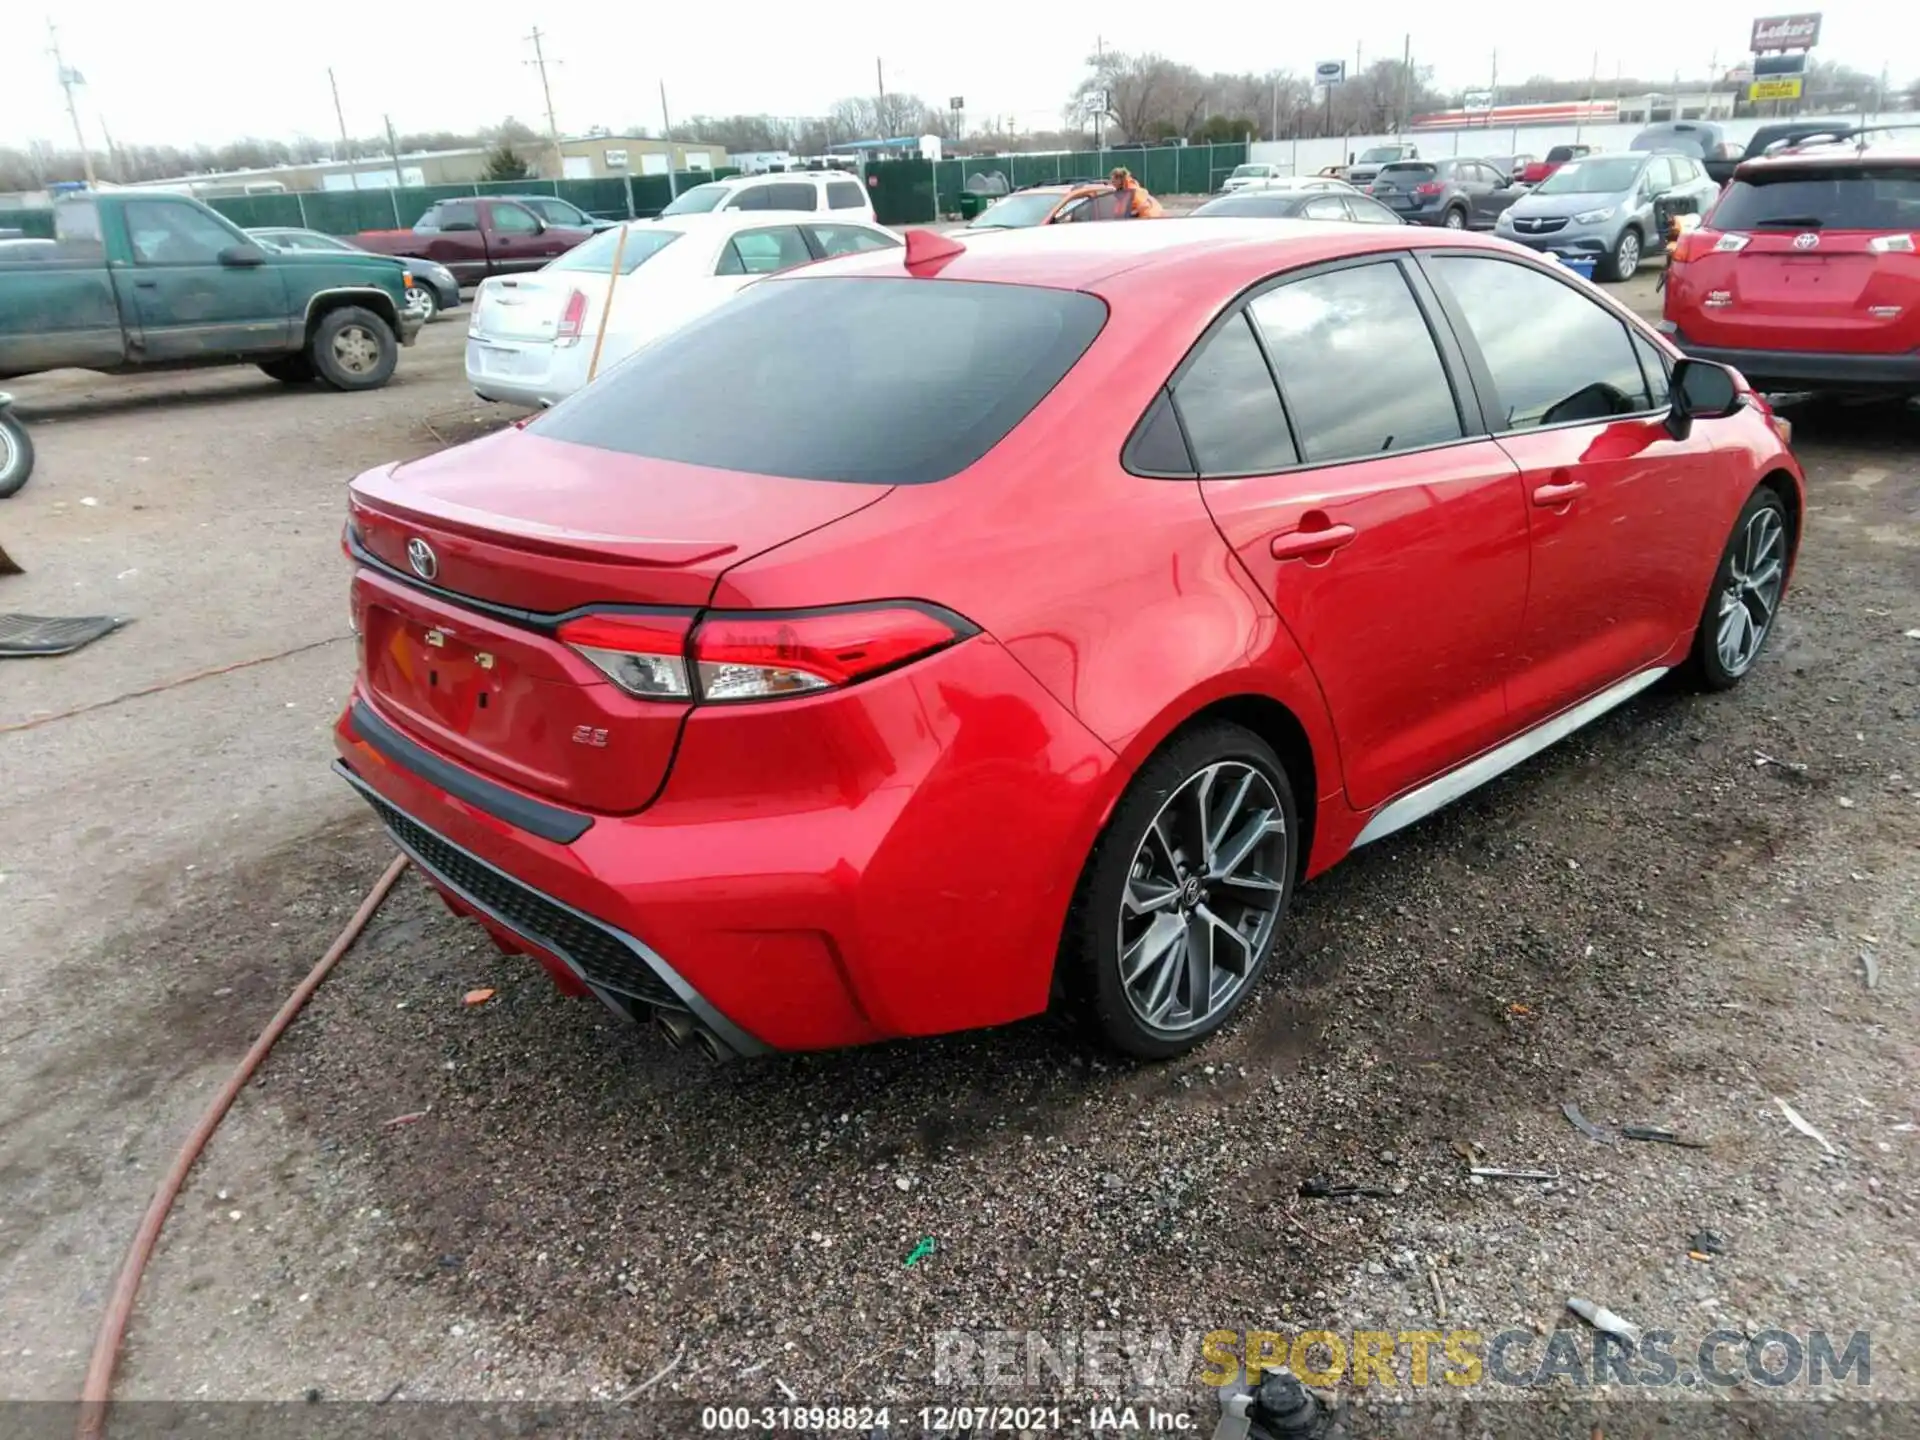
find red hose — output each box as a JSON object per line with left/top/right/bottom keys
{"left": 77, "top": 853, "right": 412, "bottom": 1440}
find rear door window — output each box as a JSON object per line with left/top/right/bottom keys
{"left": 1427, "top": 255, "right": 1652, "bottom": 428}
{"left": 714, "top": 226, "right": 814, "bottom": 276}
{"left": 1170, "top": 313, "right": 1297, "bottom": 474}
{"left": 761, "top": 182, "right": 820, "bottom": 211}
{"left": 423, "top": 201, "right": 478, "bottom": 232}
{"left": 532, "top": 277, "right": 1106, "bottom": 484}
{"left": 809, "top": 224, "right": 900, "bottom": 258}
{"left": 1301, "top": 196, "right": 1348, "bottom": 221}
{"left": 491, "top": 203, "right": 542, "bottom": 235}
{"left": 827, "top": 181, "right": 868, "bottom": 210}
{"left": 1247, "top": 262, "right": 1464, "bottom": 463}
{"left": 1710, "top": 166, "right": 1920, "bottom": 230}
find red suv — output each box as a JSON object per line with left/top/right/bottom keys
{"left": 1663, "top": 133, "right": 1920, "bottom": 394}
{"left": 335, "top": 223, "right": 1802, "bottom": 1060}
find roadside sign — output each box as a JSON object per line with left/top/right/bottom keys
{"left": 1749, "top": 76, "right": 1805, "bottom": 100}
{"left": 1314, "top": 60, "right": 1346, "bottom": 85}
{"left": 1752, "top": 51, "right": 1808, "bottom": 76}
{"left": 1750, "top": 12, "right": 1820, "bottom": 51}
{"left": 1463, "top": 89, "right": 1494, "bottom": 111}
{"left": 949, "top": 96, "right": 964, "bottom": 111}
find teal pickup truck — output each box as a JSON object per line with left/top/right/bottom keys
{"left": 0, "top": 192, "right": 422, "bottom": 391}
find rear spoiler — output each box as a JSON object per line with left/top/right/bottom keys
{"left": 1763, "top": 122, "right": 1920, "bottom": 156}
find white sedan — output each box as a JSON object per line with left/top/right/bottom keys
{"left": 465, "top": 211, "right": 901, "bottom": 408}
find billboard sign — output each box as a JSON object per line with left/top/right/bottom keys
{"left": 1314, "top": 60, "right": 1346, "bottom": 85}
{"left": 1750, "top": 13, "right": 1821, "bottom": 50}
{"left": 1749, "top": 76, "right": 1806, "bottom": 100}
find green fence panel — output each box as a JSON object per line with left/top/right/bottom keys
{"left": 554, "top": 177, "right": 632, "bottom": 218}
{"left": 1140, "top": 147, "right": 1180, "bottom": 196}
{"left": 0, "top": 207, "right": 57, "bottom": 239}
{"left": 298, "top": 189, "right": 404, "bottom": 235}
{"left": 475, "top": 179, "right": 560, "bottom": 197}
{"left": 203, "top": 194, "right": 304, "bottom": 230}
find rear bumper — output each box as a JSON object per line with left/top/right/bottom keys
{"left": 333, "top": 635, "right": 1118, "bottom": 1053}
{"left": 1662, "top": 327, "right": 1920, "bottom": 391}
{"left": 465, "top": 337, "right": 581, "bottom": 408}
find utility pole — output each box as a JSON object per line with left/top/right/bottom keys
{"left": 47, "top": 21, "right": 97, "bottom": 188}
{"left": 1094, "top": 34, "right": 1106, "bottom": 152}
{"left": 875, "top": 56, "right": 887, "bottom": 135}
{"left": 525, "top": 27, "right": 564, "bottom": 178}
{"left": 97, "top": 114, "right": 124, "bottom": 182}
{"left": 384, "top": 114, "right": 405, "bottom": 186}
{"left": 328, "top": 67, "right": 360, "bottom": 189}
{"left": 659, "top": 79, "right": 677, "bottom": 199}
{"left": 1271, "top": 71, "right": 1280, "bottom": 144}
{"left": 1398, "top": 33, "right": 1411, "bottom": 136}
{"left": 1577, "top": 50, "right": 1599, "bottom": 141}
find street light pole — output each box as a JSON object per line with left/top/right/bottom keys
{"left": 47, "top": 22, "right": 97, "bottom": 188}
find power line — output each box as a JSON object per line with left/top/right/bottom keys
{"left": 47, "top": 20, "right": 97, "bottom": 188}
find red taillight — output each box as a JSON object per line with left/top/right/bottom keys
{"left": 557, "top": 604, "right": 970, "bottom": 704}
{"left": 558, "top": 612, "right": 694, "bottom": 698}
{"left": 1414, "top": 181, "right": 1444, "bottom": 196}
{"left": 555, "top": 288, "right": 589, "bottom": 347}
{"left": 1671, "top": 230, "right": 1724, "bottom": 264}
{"left": 694, "top": 606, "right": 968, "bottom": 701}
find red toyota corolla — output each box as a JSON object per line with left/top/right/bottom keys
{"left": 334, "top": 221, "right": 1803, "bottom": 1060}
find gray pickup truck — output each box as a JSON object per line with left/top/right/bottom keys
{"left": 0, "top": 192, "right": 422, "bottom": 391}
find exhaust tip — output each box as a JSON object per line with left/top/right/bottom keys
{"left": 692, "top": 1026, "right": 728, "bottom": 1063}
{"left": 655, "top": 1008, "right": 694, "bottom": 1050}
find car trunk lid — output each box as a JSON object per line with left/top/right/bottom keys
{"left": 347, "top": 428, "right": 893, "bottom": 812}
{"left": 470, "top": 272, "right": 609, "bottom": 345}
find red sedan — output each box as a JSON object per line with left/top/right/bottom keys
{"left": 334, "top": 221, "right": 1804, "bottom": 1060}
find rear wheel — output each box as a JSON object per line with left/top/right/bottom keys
{"left": 258, "top": 355, "right": 315, "bottom": 384}
{"left": 1065, "top": 723, "right": 1298, "bottom": 1058}
{"left": 1442, "top": 206, "right": 1467, "bottom": 230}
{"left": 1687, "top": 486, "right": 1789, "bottom": 690}
{"left": 309, "top": 306, "right": 398, "bottom": 391}
{"left": 1605, "top": 227, "right": 1642, "bottom": 282}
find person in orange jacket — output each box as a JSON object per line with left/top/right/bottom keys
{"left": 1107, "top": 167, "right": 1166, "bottom": 219}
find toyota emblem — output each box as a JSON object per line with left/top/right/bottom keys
{"left": 1792, "top": 232, "right": 1820, "bottom": 250}
{"left": 406, "top": 537, "right": 438, "bottom": 581}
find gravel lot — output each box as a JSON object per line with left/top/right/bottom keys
{"left": 0, "top": 278, "right": 1915, "bottom": 1435}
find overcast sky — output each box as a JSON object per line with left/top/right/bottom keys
{"left": 2, "top": 1, "right": 1911, "bottom": 152}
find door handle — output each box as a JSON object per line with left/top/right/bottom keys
{"left": 134, "top": 279, "right": 157, "bottom": 289}
{"left": 1270, "top": 523, "right": 1357, "bottom": 561}
{"left": 1532, "top": 479, "right": 1587, "bottom": 507}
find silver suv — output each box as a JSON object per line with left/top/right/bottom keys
{"left": 1493, "top": 150, "right": 1721, "bottom": 280}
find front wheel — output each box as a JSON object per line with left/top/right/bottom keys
{"left": 1605, "top": 228, "right": 1642, "bottom": 282}
{"left": 0, "top": 411, "right": 34, "bottom": 499}
{"left": 1687, "top": 486, "right": 1790, "bottom": 690}
{"left": 1065, "top": 723, "right": 1298, "bottom": 1059}
{"left": 405, "top": 284, "right": 439, "bottom": 323}
{"left": 309, "top": 306, "right": 399, "bottom": 391}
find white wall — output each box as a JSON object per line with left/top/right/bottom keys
{"left": 1248, "top": 110, "right": 1920, "bottom": 177}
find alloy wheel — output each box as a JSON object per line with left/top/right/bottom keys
{"left": 1116, "top": 762, "right": 1287, "bottom": 1037}
{"left": 1444, "top": 209, "right": 1465, "bottom": 229}
{"left": 332, "top": 324, "right": 381, "bottom": 375}
{"left": 1617, "top": 232, "right": 1640, "bottom": 276}
{"left": 1716, "top": 505, "right": 1785, "bottom": 675}
{"left": 405, "top": 285, "right": 437, "bottom": 322}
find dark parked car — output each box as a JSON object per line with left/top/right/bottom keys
{"left": 1367, "top": 158, "right": 1520, "bottom": 229}
{"left": 1190, "top": 189, "right": 1404, "bottom": 224}
{"left": 498, "top": 194, "right": 620, "bottom": 233}
{"left": 1630, "top": 121, "right": 1727, "bottom": 164}
{"left": 250, "top": 227, "right": 461, "bottom": 321}
{"left": 1703, "top": 119, "right": 1859, "bottom": 185}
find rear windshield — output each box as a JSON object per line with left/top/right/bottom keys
{"left": 546, "top": 226, "right": 680, "bottom": 274}
{"left": 1192, "top": 194, "right": 1305, "bottom": 217}
{"left": 1634, "top": 127, "right": 1715, "bottom": 157}
{"left": 1712, "top": 166, "right": 1920, "bottom": 230}
{"left": 1358, "top": 147, "right": 1404, "bottom": 164}
{"left": 660, "top": 184, "right": 728, "bottom": 216}
{"left": 969, "top": 192, "right": 1067, "bottom": 228}
{"left": 1379, "top": 163, "right": 1436, "bottom": 178}
{"left": 532, "top": 277, "right": 1107, "bottom": 484}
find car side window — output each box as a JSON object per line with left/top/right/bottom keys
{"left": 763, "top": 183, "right": 819, "bottom": 211}
{"left": 492, "top": 204, "right": 541, "bottom": 235}
{"left": 725, "top": 187, "right": 770, "bottom": 211}
{"left": 1428, "top": 256, "right": 1653, "bottom": 429}
{"left": 1642, "top": 158, "right": 1674, "bottom": 195}
{"left": 714, "top": 225, "right": 814, "bottom": 277}
{"left": 1631, "top": 331, "right": 1672, "bottom": 408}
{"left": 1247, "top": 261, "right": 1464, "bottom": 464}
{"left": 1170, "top": 312, "right": 1297, "bottom": 475}
{"left": 809, "top": 224, "right": 900, "bottom": 258}
{"left": 124, "top": 200, "right": 242, "bottom": 264}
{"left": 1302, "top": 196, "right": 1347, "bottom": 221}
{"left": 1345, "top": 195, "right": 1402, "bottom": 224}
{"left": 827, "top": 181, "right": 867, "bottom": 210}
{"left": 432, "top": 201, "right": 479, "bottom": 232}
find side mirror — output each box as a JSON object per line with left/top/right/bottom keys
{"left": 1666, "top": 357, "right": 1742, "bottom": 439}
{"left": 218, "top": 242, "right": 267, "bottom": 267}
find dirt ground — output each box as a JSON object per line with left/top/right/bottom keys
{"left": 0, "top": 277, "right": 1915, "bottom": 1434}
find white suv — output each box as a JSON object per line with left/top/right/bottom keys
{"left": 660, "top": 171, "right": 875, "bottom": 220}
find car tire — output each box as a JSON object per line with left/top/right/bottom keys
{"left": 405, "top": 284, "right": 439, "bottom": 323}
{"left": 1605, "top": 227, "right": 1643, "bottom": 282}
{"left": 309, "top": 307, "right": 399, "bottom": 391}
{"left": 0, "top": 411, "right": 34, "bottom": 499}
{"left": 1064, "top": 722, "right": 1299, "bottom": 1059}
{"left": 1442, "top": 207, "right": 1467, "bottom": 230}
{"left": 258, "top": 356, "right": 316, "bottom": 384}
{"left": 1685, "top": 485, "right": 1790, "bottom": 691}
